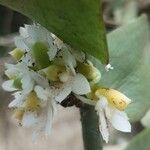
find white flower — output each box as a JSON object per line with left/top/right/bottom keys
{"left": 95, "top": 96, "right": 131, "bottom": 143}
{"left": 15, "top": 24, "right": 58, "bottom": 62}
{"left": 53, "top": 72, "right": 91, "bottom": 103}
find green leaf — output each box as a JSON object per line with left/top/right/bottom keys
{"left": 89, "top": 15, "right": 150, "bottom": 122}
{"left": 0, "top": 0, "right": 109, "bottom": 64}
{"left": 126, "top": 128, "right": 150, "bottom": 150}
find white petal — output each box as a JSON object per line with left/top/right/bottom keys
{"left": 72, "top": 73, "right": 91, "bottom": 95}
{"left": 61, "top": 47, "right": 76, "bottom": 74}
{"left": 47, "top": 45, "right": 57, "bottom": 61}
{"left": 111, "top": 110, "right": 131, "bottom": 132}
{"left": 26, "top": 24, "right": 47, "bottom": 42}
{"left": 21, "top": 75, "right": 34, "bottom": 94}
{"left": 54, "top": 84, "right": 72, "bottom": 103}
{"left": 31, "top": 71, "right": 49, "bottom": 88}
{"left": 2, "top": 80, "right": 17, "bottom": 92}
{"left": 22, "top": 112, "right": 38, "bottom": 128}
{"left": 95, "top": 101, "right": 109, "bottom": 143}
{"left": 19, "top": 27, "right": 28, "bottom": 38}
{"left": 45, "top": 100, "right": 56, "bottom": 135}
{"left": 53, "top": 35, "right": 64, "bottom": 49}
{"left": 34, "top": 86, "right": 48, "bottom": 101}
{"left": 14, "top": 36, "right": 29, "bottom": 50}
{"left": 21, "top": 52, "right": 35, "bottom": 66}
{"left": 8, "top": 92, "right": 25, "bottom": 108}
{"left": 95, "top": 97, "right": 108, "bottom": 109}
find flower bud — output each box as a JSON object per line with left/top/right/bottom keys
{"left": 95, "top": 88, "right": 131, "bottom": 111}
{"left": 42, "top": 65, "right": 65, "bottom": 81}
{"left": 76, "top": 61, "right": 101, "bottom": 83}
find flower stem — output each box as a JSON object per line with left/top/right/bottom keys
{"left": 80, "top": 104, "right": 103, "bottom": 150}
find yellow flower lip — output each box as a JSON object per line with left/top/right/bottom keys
{"left": 95, "top": 88, "right": 131, "bottom": 111}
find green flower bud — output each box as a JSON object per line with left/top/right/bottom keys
{"left": 76, "top": 61, "right": 101, "bottom": 83}
{"left": 9, "top": 48, "right": 24, "bottom": 61}
{"left": 31, "top": 42, "right": 51, "bottom": 70}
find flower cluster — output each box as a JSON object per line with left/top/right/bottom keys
{"left": 2, "top": 24, "right": 131, "bottom": 142}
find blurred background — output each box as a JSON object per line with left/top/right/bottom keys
{"left": 0, "top": 0, "right": 150, "bottom": 150}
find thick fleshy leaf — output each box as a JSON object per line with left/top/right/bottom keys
{"left": 126, "top": 128, "right": 150, "bottom": 150}
{"left": 0, "top": 0, "right": 109, "bottom": 64}
{"left": 89, "top": 15, "right": 150, "bottom": 122}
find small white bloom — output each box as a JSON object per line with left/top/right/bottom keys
{"left": 95, "top": 96, "right": 131, "bottom": 143}
{"left": 54, "top": 72, "right": 91, "bottom": 103}
{"left": 15, "top": 24, "right": 58, "bottom": 62}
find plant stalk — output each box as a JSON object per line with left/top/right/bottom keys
{"left": 80, "top": 104, "right": 103, "bottom": 150}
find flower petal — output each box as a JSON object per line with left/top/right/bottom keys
{"left": 45, "top": 100, "right": 56, "bottom": 135}
{"left": 54, "top": 84, "right": 72, "bottom": 103}
{"left": 34, "top": 86, "right": 48, "bottom": 101}
{"left": 111, "top": 110, "right": 131, "bottom": 132}
{"left": 72, "top": 73, "right": 91, "bottom": 95}
{"left": 8, "top": 92, "right": 25, "bottom": 108}
{"left": 14, "top": 36, "right": 29, "bottom": 50}
{"left": 22, "top": 112, "right": 38, "bottom": 128}
{"left": 31, "top": 71, "right": 49, "bottom": 88}
{"left": 21, "top": 74, "right": 34, "bottom": 94}
{"left": 19, "top": 27, "right": 28, "bottom": 38}
{"left": 47, "top": 45, "right": 57, "bottom": 61}
{"left": 61, "top": 47, "right": 76, "bottom": 74}
{"left": 26, "top": 24, "right": 47, "bottom": 43}
{"left": 2, "top": 80, "right": 17, "bottom": 92}
{"left": 95, "top": 100, "right": 109, "bottom": 143}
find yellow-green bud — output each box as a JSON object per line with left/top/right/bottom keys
{"left": 95, "top": 88, "right": 131, "bottom": 111}
{"left": 9, "top": 48, "right": 24, "bottom": 61}
{"left": 76, "top": 61, "right": 101, "bottom": 83}
{"left": 42, "top": 65, "right": 66, "bottom": 81}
